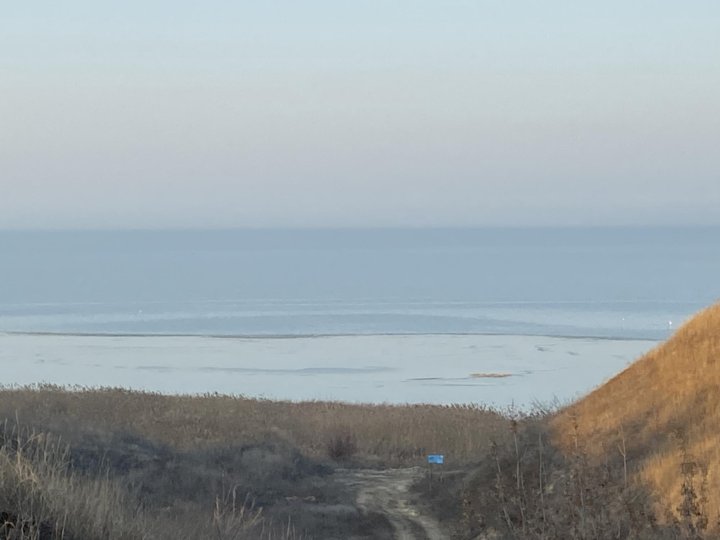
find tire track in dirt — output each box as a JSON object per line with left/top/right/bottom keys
{"left": 335, "top": 467, "right": 448, "bottom": 540}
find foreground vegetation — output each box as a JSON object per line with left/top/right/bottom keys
{"left": 454, "top": 303, "right": 720, "bottom": 539}
{"left": 2, "top": 303, "right": 720, "bottom": 538}
{"left": 552, "top": 302, "right": 720, "bottom": 521}
{"left": 0, "top": 387, "right": 507, "bottom": 539}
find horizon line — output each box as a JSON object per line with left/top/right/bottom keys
{"left": 2, "top": 224, "right": 720, "bottom": 233}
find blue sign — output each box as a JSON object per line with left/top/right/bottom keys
{"left": 427, "top": 454, "right": 444, "bottom": 464}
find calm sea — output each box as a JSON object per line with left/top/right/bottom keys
{"left": 1, "top": 228, "right": 717, "bottom": 339}
{"left": 1, "top": 228, "right": 718, "bottom": 405}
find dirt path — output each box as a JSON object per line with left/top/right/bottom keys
{"left": 335, "top": 467, "right": 448, "bottom": 540}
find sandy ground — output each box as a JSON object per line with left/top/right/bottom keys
{"left": 336, "top": 467, "right": 448, "bottom": 540}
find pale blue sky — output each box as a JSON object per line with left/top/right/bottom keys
{"left": 1, "top": 1, "right": 719, "bottom": 228}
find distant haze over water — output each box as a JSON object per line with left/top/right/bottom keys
{"left": 1, "top": 228, "right": 718, "bottom": 340}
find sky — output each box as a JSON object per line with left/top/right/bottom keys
{"left": 1, "top": 1, "right": 719, "bottom": 229}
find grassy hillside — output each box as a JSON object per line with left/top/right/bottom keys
{"left": 552, "top": 302, "right": 720, "bottom": 526}
{"left": 451, "top": 304, "right": 720, "bottom": 539}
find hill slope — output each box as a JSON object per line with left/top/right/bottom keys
{"left": 552, "top": 302, "right": 720, "bottom": 522}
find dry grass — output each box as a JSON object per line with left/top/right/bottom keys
{"left": 0, "top": 387, "right": 508, "bottom": 539}
{"left": 0, "top": 424, "right": 149, "bottom": 539}
{"left": 551, "top": 302, "right": 720, "bottom": 527}
{"left": 0, "top": 422, "right": 311, "bottom": 539}
{"left": 0, "top": 387, "right": 507, "bottom": 466}
{"left": 451, "top": 303, "right": 720, "bottom": 539}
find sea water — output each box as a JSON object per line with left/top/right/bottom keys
{"left": 1, "top": 228, "right": 718, "bottom": 406}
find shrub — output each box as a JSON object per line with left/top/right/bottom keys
{"left": 326, "top": 433, "right": 357, "bottom": 461}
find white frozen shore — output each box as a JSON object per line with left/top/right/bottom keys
{"left": 1, "top": 333, "right": 657, "bottom": 408}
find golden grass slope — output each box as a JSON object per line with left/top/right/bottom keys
{"left": 552, "top": 302, "right": 720, "bottom": 521}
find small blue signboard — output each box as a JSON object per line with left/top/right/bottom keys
{"left": 427, "top": 454, "right": 444, "bottom": 465}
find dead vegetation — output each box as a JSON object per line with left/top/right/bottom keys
{"left": 0, "top": 387, "right": 507, "bottom": 539}
{"left": 552, "top": 302, "right": 720, "bottom": 526}
{"left": 0, "top": 421, "right": 313, "bottom": 539}
{"left": 0, "top": 424, "right": 146, "bottom": 539}
{"left": 447, "top": 302, "right": 720, "bottom": 539}
{"left": 0, "top": 387, "right": 507, "bottom": 466}
{"left": 454, "top": 412, "right": 691, "bottom": 539}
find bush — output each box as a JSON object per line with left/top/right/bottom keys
{"left": 326, "top": 433, "right": 357, "bottom": 461}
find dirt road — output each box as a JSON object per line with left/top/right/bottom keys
{"left": 335, "top": 467, "right": 448, "bottom": 540}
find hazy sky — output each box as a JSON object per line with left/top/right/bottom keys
{"left": 2, "top": 1, "right": 719, "bottom": 229}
